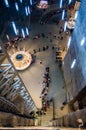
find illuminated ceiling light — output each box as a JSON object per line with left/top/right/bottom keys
{"left": 12, "top": 21, "right": 18, "bottom": 35}
{"left": 69, "top": 0, "right": 72, "bottom": 4}
{"left": 80, "top": 37, "right": 85, "bottom": 46}
{"left": 64, "top": 21, "right": 67, "bottom": 31}
{"left": 26, "top": 27, "right": 29, "bottom": 35}
{"left": 62, "top": 10, "right": 65, "bottom": 20}
{"left": 60, "top": 0, "right": 63, "bottom": 8}
{"left": 30, "top": 0, "right": 32, "bottom": 5}
{"left": 21, "top": 29, "right": 25, "bottom": 38}
{"left": 71, "top": 59, "right": 76, "bottom": 69}
{"left": 67, "top": 37, "right": 71, "bottom": 49}
{"left": 37, "top": 0, "right": 48, "bottom": 9}
{"left": 20, "top": 0, "right": 22, "bottom": 3}
{"left": 4, "top": 0, "right": 9, "bottom": 7}
{"left": 25, "top": 7, "right": 28, "bottom": 16}
{"left": 74, "top": 11, "right": 78, "bottom": 20}
{"left": 15, "top": 2, "right": 19, "bottom": 11}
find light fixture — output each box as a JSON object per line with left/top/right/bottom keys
{"left": 25, "top": 6, "right": 28, "bottom": 16}
{"left": 60, "top": 0, "right": 63, "bottom": 8}
{"left": 26, "top": 27, "right": 29, "bottom": 35}
{"left": 69, "top": 0, "right": 72, "bottom": 4}
{"left": 80, "top": 37, "right": 85, "bottom": 46}
{"left": 20, "top": 0, "right": 22, "bottom": 3}
{"left": 64, "top": 21, "right": 67, "bottom": 31}
{"left": 28, "top": 6, "right": 30, "bottom": 14}
{"left": 6, "top": 34, "right": 10, "bottom": 40}
{"left": 30, "top": 0, "right": 32, "bottom": 5}
{"left": 12, "top": 21, "right": 18, "bottom": 35}
{"left": 67, "top": 37, "right": 71, "bottom": 49}
{"left": 62, "top": 10, "right": 65, "bottom": 20}
{"left": 74, "top": 11, "right": 78, "bottom": 20}
{"left": 15, "top": 2, "right": 19, "bottom": 11}
{"left": 21, "top": 29, "right": 25, "bottom": 38}
{"left": 4, "top": 0, "right": 9, "bottom": 7}
{"left": 71, "top": 59, "right": 76, "bottom": 69}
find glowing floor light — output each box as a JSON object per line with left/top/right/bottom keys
{"left": 15, "top": 2, "right": 19, "bottom": 11}
{"left": 30, "top": 0, "right": 32, "bottom": 5}
{"left": 60, "top": 0, "right": 63, "bottom": 8}
{"left": 71, "top": 59, "right": 76, "bottom": 69}
{"left": 4, "top": 0, "right": 9, "bottom": 7}
{"left": 12, "top": 21, "right": 18, "bottom": 35}
{"left": 26, "top": 27, "right": 29, "bottom": 35}
{"left": 67, "top": 37, "right": 71, "bottom": 49}
{"left": 80, "top": 37, "right": 85, "bottom": 46}
{"left": 21, "top": 29, "right": 25, "bottom": 38}
{"left": 64, "top": 21, "right": 67, "bottom": 31}
{"left": 62, "top": 10, "right": 65, "bottom": 20}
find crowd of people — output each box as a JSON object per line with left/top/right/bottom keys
{"left": 55, "top": 47, "right": 62, "bottom": 67}
{"left": 40, "top": 67, "right": 51, "bottom": 114}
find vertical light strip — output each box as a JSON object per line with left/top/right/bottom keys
{"left": 26, "top": 27, "right": 29, "bottom": 35}
{"left": 67, "top": 37, "right": 71, "bottom": 49}
{"left": 69, "top": 0, "right": 72, "bottom": 4}
{"left": 21, "top": 29, "right": 25, "bottom": 38}
{"left": 71, "top": 59, "right": 76, "bottom": 69}
{"left": 80, "top": 37, "right": 85, "bottom": 46}
{"left": 25, "top": 7, "right": 28, "bottom": 16}
{"left": 20, "top": 0, "right": 22, "bottom": 3}
{"left": 62, "top": 10, "right": 65, "bottom": 20}
{"left": 28, "top": 6, "right": 30, "bottom": 14}
{"left": 74, "top": 11, "right": 78, "bottom": 20}
{"left": 64, "top": 21, "right": 67, "bottom": 31}
{"left": 4, "top": 0, "right": 9, "bottom": 7}
{"left": 6, "top": 34, "right": 10, "bottom": 40}
{"left": 60, "top": 0, "right": 63, "bottom": 8}
{"left": 30, "top": 0, "right": 32, "bottom": 5}
{"left": 15, "top": 2, "right": 19, "bottom": 11}
{"left": 12, "top": 21, "right": 18, "bottom": 35}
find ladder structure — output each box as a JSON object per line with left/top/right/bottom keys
{"left": 0, "top": 41, "right": 37, "bottom": 118}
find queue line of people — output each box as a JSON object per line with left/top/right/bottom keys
{"left": 40, "top": 67, "right": 51, "bottom": 113}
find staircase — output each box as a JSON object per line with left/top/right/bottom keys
{"left": 41, "top": 105, "right": 53, "bottom": 126}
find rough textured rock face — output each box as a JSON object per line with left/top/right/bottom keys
{"left": 63, "top": 0, "right": 86, "bottom": 100}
